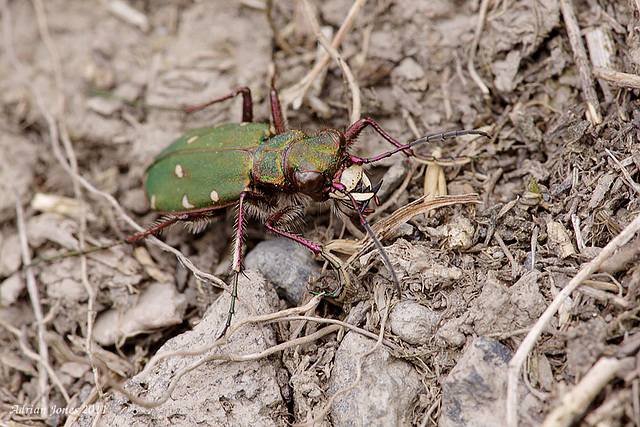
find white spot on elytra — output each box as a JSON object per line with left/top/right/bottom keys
{"left": 210, "top": 189, "right": 219, "bottom": 202}
{"left": 240, "top": 122, "right": 250, "bottom": 126}
{"left": 186, "top": 135, "right": 199, "bottom": 144}
{"left": 174, "top": 164, "right": 185, "bottom": 178}
{"left": 182, "top": 194, "right": 195, "bottom": 209}
{"left": 150, "top": 194, "right": 157, "bottom": 210}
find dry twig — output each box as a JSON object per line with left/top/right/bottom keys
{"left": 593, "top": 67, "right": 640, "bottom": 89}
{"left": 280, "top": 0, "right": 367, "bottom": 112}
{"left": 506, "top": 210, "right": 640, "bottom": 426}
{"left": 4, "top": 0, "right": 52, "bottom": 413}
{"left": 347, "top": 193, "right": 481, "bottom": 265}
{"left": 559, "top": 0, "right": 602, "bottom": 125}
{"left": 541, "top": 357, "right": 635, "bottom": 427}
{"left": 467, "top": 0, "right": 491, "bottom": 96}
{"left": 296, "top": 293, "right": 392, "bottom": 426}
{"left": 299, "top": 0, "right": 361, "bottom": 123}
{"left": 111, "top": 324, "right": 342, "bottom": 408}
{"left": 32, "top": 0, "right": 108, "bottom": 413}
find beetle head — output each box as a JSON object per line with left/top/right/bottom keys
{"left": 287, "top": 129, "right": 346, "bottom": 201}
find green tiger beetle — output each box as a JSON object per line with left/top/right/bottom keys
{"left": 32, "top": 85, "right": 490, "bottom": 338}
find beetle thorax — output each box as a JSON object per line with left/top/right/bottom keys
{"left": 285, "top": 129, "right": 347, "bottom": 201}
{"left": 250, "top": 130, "right": 305, "bottom": 189}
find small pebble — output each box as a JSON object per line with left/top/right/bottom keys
{"left": 389, "top": 300, "right": 440, "bottom": 345}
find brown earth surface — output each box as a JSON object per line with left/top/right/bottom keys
{"left": 1, "top": 0, "right": 638, "bottom": 426}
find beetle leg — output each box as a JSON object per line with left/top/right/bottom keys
{"left": 264, "top": 211, "right": 351, "bottom": 300}
{"left": 124, "top": 209, "right": 226, "bottom": 243}
{"left": 125, "top": 214, "right": 190, "bottom": 242}
{"left": 344, "top": 118, "right": 415, "bottom": 156}
{"left": 183, "top": 87, "right": 253, "bottom": 123}
{"left": 122, "top": 203, "right": 247, "bottom": 339}
{"left": 218, "top": 192, "right": 248, "bottom": 338}
{"left": 269, "top": 86, "right": 286, "bottom": 134}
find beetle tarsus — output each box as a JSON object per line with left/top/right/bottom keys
{"left": 318, "top": 249, "right": 351, "bottom": 299}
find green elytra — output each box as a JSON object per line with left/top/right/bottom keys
{"left": 145, "top": 123, "right": 346, "bottom": 213}
{"left": 145, "top": 123, "right": 272, "bottom": 211}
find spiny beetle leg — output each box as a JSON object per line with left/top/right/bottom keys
{"left": 218, "top": 192, "right": 248, "bottom": 339}
{"left": 263, "top": 213, "right": 351, "bottom": 300}
{"left": 124, "top": 214, "right": 189, "bottom": 243}
{"left": 124, "top": 209, "right": 223, "bottom": 243}
{"left": 183, "top": 87, "right": 253, "bottom": 123}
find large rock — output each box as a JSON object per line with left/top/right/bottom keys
{"left": 328, "top": 331, "right": 423, "bottom": 426}
{"left": 76, "top": 270, "right": 287, "bottom": 426}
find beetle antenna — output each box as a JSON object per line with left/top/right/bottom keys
{"left": 353, "top": 129, "right": 491, "bottom": 164}
{"left": 337, "top": 185, "right": 402, "bottom": 298}
{"left": 404, "top": 129, "right": 491, "bottom": 151}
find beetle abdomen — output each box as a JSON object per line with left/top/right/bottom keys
{"left": 144, "top": 123, "right": 272, "bottom": 213}
{"left": 145, "top": 149, "right": 253, "bottom": 212}
{"left": 154, "top": 123, "right": 272, "bottom": 159}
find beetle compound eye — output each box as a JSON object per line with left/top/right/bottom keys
{"left": 294, "top": 170, "right": 325, "bottom": 195}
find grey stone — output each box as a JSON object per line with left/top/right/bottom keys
{"left": 440, "top": 337, "right": 541, "bottom": 427}
{"left": 245, "top": 237, "right": 321, "bottom": 305}
{"left": 76, "top": 270, "right": 287, "bottom": 426}
{"left": 329, "top": 331, "right": 423, "bottom": 426}
{"left": 389, "top": 300, "right": 440, "bottom": 345}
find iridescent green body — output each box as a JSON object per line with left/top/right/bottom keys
{"left": 144, "top": 122, "right": 347, "bottom": 213}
